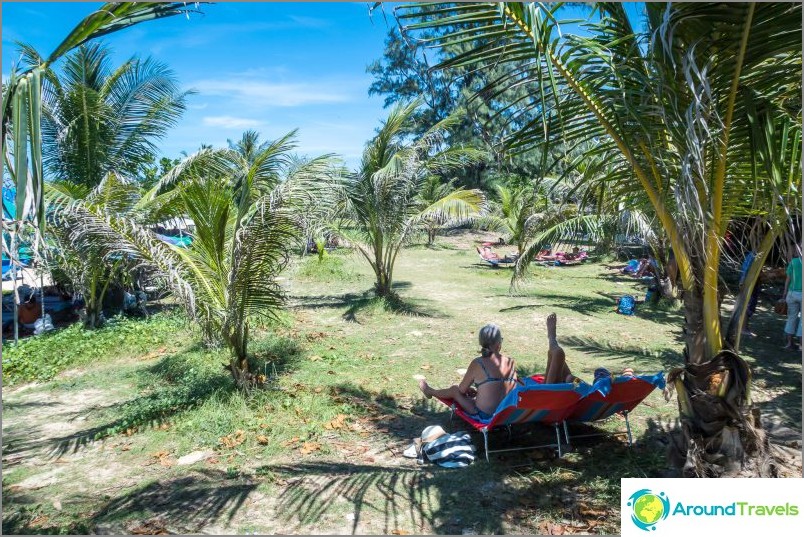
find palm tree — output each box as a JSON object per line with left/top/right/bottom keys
{"left": 32, "top": 42, "right": 190, "bottom": 188}
{"left": 27, "top": 42, "right": 189, "bottom": 328}
{"left": 477, "top": 181, "right": 580, "bottom": 258}
{"left": 397, "top": 2, "right": 801, "bottom": 476}
{"left": 141, "top": 133, "right": 336, "bottom": 385}
{"left": 332, "top": 101, "right": 486, "bottom": 298}
{"left": 417, "top": 175, "right": 481, "bottom": 246}
{"left": 2, "top": 1, "right": 200, "bottom": 233}
{"left": 45, "top": 174, "right": 158, "bottom": 328}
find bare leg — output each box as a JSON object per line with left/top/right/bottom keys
{"left": 545, "top": 313, "right": 574, "bottom": 384}
{"left": 419, "top": 380, "right": 478, "bottom": 414}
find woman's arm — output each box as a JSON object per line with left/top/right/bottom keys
{"left": 783, "top": 274, "right": 790, "bottom": 299}
{"left": 458, "top": 361, "right": 477, "bottom": 395}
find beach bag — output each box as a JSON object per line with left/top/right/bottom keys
{"left": 422, "top": 431, "right": 476, "bottom": 468}
{"left": 617, "top": 294, "right": 637, "bottom": 315}
{"left": 774, "top": 299, "right": 788, "bottom": 316}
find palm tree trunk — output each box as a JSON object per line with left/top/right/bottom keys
{"left": 84, "top": 272, "right": 102, "bottom": 329}
{"left": 228, "top": 322, "right": 251, "bottom": 387}
{"left": 11, "top": 227, "right": 20, "bottom": 344}
{"left": 681, "top": 287, "right": 709, "bottom": 366}
{"left": 375, "top": 267, "right": 392, "bottom": 297}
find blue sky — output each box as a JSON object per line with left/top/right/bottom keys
{"left": 2, "top": 2, "right": 396, "bottom": 169}
{"left": 2, "top": 2, "right": 647, "bottom": 170}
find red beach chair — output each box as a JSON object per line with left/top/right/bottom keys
{"left": 565, "top": 372, "right": 666, "bottom": 446}
{"left": 436, "top": 378, "right": 594, "bottom": 460}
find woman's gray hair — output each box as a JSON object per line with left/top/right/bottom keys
{"left": 478, "top": 324, "right": 502, "bottom": 358}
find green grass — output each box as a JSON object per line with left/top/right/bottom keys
{"left": 292, "top": 250, "right": 362, "bottom": 283}
{"left": 1, "top": 311, "right": 188, "bottom": 385}
{"left": 2, "top": 234, "right": 800, "bottom": 535}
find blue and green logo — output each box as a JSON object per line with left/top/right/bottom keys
{"left": 628, "top": 489, "right": 670, "bottom": 531}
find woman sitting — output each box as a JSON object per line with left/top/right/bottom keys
{"left": 419, "top": 324, "right": 519, "bottom": 420}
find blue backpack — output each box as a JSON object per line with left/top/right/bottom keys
{"left": 617, "top": 294, "right": 636, "bottom": 315}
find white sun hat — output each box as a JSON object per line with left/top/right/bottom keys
{"left": 420, "top": 425, "right": 448, "bottom": 444}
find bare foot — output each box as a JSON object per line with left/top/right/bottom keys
{"left": 418, "top": 379, "right": 433, "bottom": 398}
{"left": 546, "top": 313, "right": 558, "bottom": 342}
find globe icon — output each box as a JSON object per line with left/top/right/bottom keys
{"left": 633, "top": 494, "right": 664, "bottom": 525}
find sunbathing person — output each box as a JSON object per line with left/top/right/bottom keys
{"left": 478, "top": 246, "right": 517, "bottom": 263}
{"left": 419, "top": 324, "right": 519, "bottom": 420}
{"left": 535, "top": 247, "right": 556, "bottom": 261}
{"left": 543, "top": 313, "right": 634, "bottom": 383}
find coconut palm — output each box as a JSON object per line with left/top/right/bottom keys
{"left": 45, "top": 173, "right": 168, "bottom": 328}
{"left": 141, "top": 133, "right": 336, "bottom": 385}
{"left": 332, "top": 100, "right": 486, "bottom": 298}
{"left": 2, "top": 2, "right": 200, "bottom": 233}
{"left": 417, "top": 175, "right": 482, "bottom": 246}
{"left": 28, "top": 42, "right": 190, "bottom": 188}
{"left": 24, "top": 42, "right": 189, "bottom": 328}
{"left": 397, "top": 2, "right": 802, "bottom": 476}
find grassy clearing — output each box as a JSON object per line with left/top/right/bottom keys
{"left": 2, "top": 232, "right": 800, "bottom": 534}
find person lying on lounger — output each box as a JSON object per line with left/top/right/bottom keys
{"left": 477, "top": 246, "right": 517, "bottom": 264}
{"left": 543, "top": 313, "right": 634, "bottom": 383}
{"left": 418, "top": 324, "right": 520, "bottom": 420}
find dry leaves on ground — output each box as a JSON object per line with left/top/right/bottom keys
{"left": 149, "top": 450, "right": 175, "bottom": 467}
{"left": 537, "top": 520, "right": 571, "bottom": 535}
{"left": 141, "top": 347, "right": 168, "bottom": 361}
{"left": 324, "top": 414, "right": 349, "bottom": 430}
{"left": 281, "top": 436, "right": 301, "bottom": 447}
{"left": 219, "top": 430, "right": 246, "bottom": 449}
{"left": 299, "top": 441, "right": 321, "bottom": 455}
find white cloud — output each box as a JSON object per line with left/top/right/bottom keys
{"left": 191, "top": 79, "right": 351, "bottom": 107}
{"left": 202, "top": 116, "right": 262, "bottom": 129}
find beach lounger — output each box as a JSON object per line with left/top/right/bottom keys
{"left": 436, "top": 378, "right": 595, "bottom": 460}
{"left": 476, "top": 246, "right": 516, "bottom": 268}
{"left": 565, "top": 372, "right": 666, "bottom": 446}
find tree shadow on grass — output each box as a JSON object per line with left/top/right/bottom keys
{"left": 329, "top": 383, "right": 434, "bottom": 445}
{"left": 3, "top": 386, "right": 677, "bottom": 534}
{"left": 90, "top": 468, "right": 257, "bottom": 533}
{"left": 247, "top": 408, "right": 673, "bottom": 535}
{"left": 2, "top": 336, "right": 304, "bottom": 462}
{"left": 560, "top": 335, "right": 684, "bottom": 372}
{"left": 259, "top": 461, "right": 509, "bottom": 535}
{"left": 1, "top": 468, "right": 261, "bottom": 535}
{"left": 500, "top": 292, "right": 617, "bottom": 317}
{"left": 290, "top": 284, "right": 445, "bottom": 323}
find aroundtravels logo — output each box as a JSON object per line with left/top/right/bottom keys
{"left": 627, "top": 489, "right": 670, "bottom": 531}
